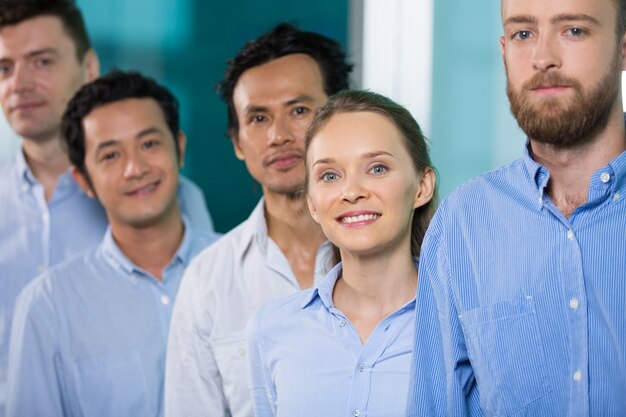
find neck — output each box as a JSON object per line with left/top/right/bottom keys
{"left": 21, "top": 134, "right": 70, "bottom": 201}
{"left": 336, "top": 246, "right": 417, "bottom": 311}
{"left": 264, "top": 190, "right": 326, "bottom": 289}
{"left": 530, "top": 106, "right": 626, "bottom": 218}
{"left": 110, "top": 209, "right": 185, "bottom": 281}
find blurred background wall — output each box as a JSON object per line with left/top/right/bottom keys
{"left": 1, "top": 0, "right": 623, "bottom": 231}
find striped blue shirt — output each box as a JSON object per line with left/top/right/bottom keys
{"left": 6, "top": 220, "right": 219, "bottom": 417}
{"left": 0, "top": 150, "right": 215, "bottom": 417}
{"left": 247, "top": 262, "right": 416, "bottom": 417}
{"left": 407, "top": 146, "right": 626, "bottom": 416}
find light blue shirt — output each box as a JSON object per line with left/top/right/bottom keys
{"left": 247, "top": 262, "right": 416, "bottom": 417}
{"left": 6, "top": 220, "right": 219, "bottom": 417}
{"left": 0, "top": 149, "right": 215, "bottom": 416}
{"left": 406, "top": 147, "right": 626, "bottom": 416}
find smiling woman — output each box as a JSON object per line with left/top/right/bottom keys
{"left": 246, "top": 90, "right": 437, "bottom": 417}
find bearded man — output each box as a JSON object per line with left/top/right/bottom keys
{"left": 406, "top": 0, "right": 626, "bottom": 415}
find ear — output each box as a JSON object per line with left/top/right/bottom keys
{"left": 412, "top": 167, "right": 436, "bottom": 209}
{"left": 230, "top": 134, "right": 245, "bottom": 161}
{"left": 306, "top": 194, "right": 320, "bottom": 224}
{"left": 499, "top": 35, "right": 505, "bottom": 56}
{"left": 71, "top": 166, "right": 96, "bottom": 198}
{"left": 82, "top": 49, "right": 100, "bottom": 83}
{"left": 176, "top": 131, "right": 187, "bottom": 169}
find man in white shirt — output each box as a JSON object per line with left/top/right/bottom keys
{"left": 164, "top": 23, "right": 352, "bottom": 417}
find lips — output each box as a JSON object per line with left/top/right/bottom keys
{"left": 264, "top": 151, "right": 303, "bottom": 170}
{"left": 125, "top": 181, "right": 159, "bottom": 197}
{"left": 9, "top": 101, "right": 46, "bottom": 113}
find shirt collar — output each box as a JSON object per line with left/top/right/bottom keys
{"left": 14, "top": 148, "right": 37, "bottom": 187}
{"left": 301, "top": 261, "right": 343, "bottom": 309}
{"left": 236, "top": 197, "right": 269, "bottom": 258}
{"left": 100, "top": 216, "right": 194, "bottom": 278}
{"left": 14, "top": 147, "right": 80, "bottom": 196}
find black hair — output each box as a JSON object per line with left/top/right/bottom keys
{"left": 216, "top": 23, "right": 352, "bottom": 138}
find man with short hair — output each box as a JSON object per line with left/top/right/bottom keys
{"left": 407, "top": 0, "right": 626, "bottom": 415}
{"left": 0, "top": 2, "right": 213, "bottom": 412}
{"left": 165, "top": 23, "right": 352, "bottom": 417}
{"left": 6, "top": 70, "right": 219, "bottom": 417}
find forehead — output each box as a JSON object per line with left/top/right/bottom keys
{"left": 232, "top": 53, "right": 327, "bottom": 112}
{"left": 82, "top": 98, "right": 169, "bottom": 144}
{"left": 309, "top": 111, "right": 407, "bottom": 159}
{"left": 0, "top": 15, "right": 78, "bottom": 60}
{"left": 501, "top": 0, "right": 617, "bottom": 24}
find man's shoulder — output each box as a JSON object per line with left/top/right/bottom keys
{"left": 440, "top": 157, "right": 529, "bottom": 211}
{"left": 249, "top": 288, "right": 316, "bottom": 336}
{"left": 16, "top": 248, "right": 98, "bottom": 314}
{"left": 184, "top": 217, "right": 256, "bottom": 281}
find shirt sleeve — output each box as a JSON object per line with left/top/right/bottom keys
{"left": 246, "top": 309, "right": 277, "bottom": 417}
{"left": 405, "top": 213, "right": 482, "bottom": 417}
{"left": 164, "top": 259, "right": 230, "bottom": 417}
{"left": 178, "top": 175, "right": 215, "bottom": 233}
{"left": 6, "top": 282, "right": 66, "bottom": 417}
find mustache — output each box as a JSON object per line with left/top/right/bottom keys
{"left": 522, "top": 71, "right": 582, "bottom": 91}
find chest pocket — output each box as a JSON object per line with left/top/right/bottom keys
{"left": 72, "top": 350, "right": 152, "bottom": 417}
{"left": 459, "top": 296, "right": 552, "bottom": 416}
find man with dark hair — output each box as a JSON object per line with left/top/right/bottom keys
{"left": 6, "top": 70, "right": 219, "bottom": 417}
{"left": 0, "top": 2, "right": 213, "bottom": 413}
{"left": 407, "top": 0, "right": 626, "bottom": 415}
{"left": 165, "top": 23, "right": 352, "bottom": 417}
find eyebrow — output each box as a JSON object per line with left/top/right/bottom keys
{"left": 504, "top": 13, "right": 600, "bottom": 27}
{"left": 94, "top": 127, "right": 163, "bottom": 152}
{"left": 244, "top": 95, "right": 317, "bottom": 114}
{"left": 0, "top": 48, "right": 58, "bottom": 63}
{"left": 311, "top": 151, "right": 395, "bottom": 167}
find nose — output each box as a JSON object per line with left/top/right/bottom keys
{"left": 268, "top": 115, "right": 294, "bottom": 146}
{"left": 341, "top": 174, "right": 368, "bottom": 203}
{"left": 10, "top": 63, "right": 36, "bottom": 94}
{"left": 532, "top": 34, "right": 561, "bottom": 72}
{"left": 123, "top": 149, "right": 150, "bottom": 179}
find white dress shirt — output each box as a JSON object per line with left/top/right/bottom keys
{"left": 165, "top": 199, "right": 330, "bottom": 417}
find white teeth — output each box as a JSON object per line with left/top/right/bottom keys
{"left": 341, "top": 214, "right": 380, "bottom": 224}
{"left": 135, "top": 183, "right": 156, "bottom": 194}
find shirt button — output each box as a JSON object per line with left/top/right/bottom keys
{"left": 358, "top": 364, "right": 366, "bottom": 372}
{"left": 573, "top": 370, "right": 582, "bottom": 381}
{"left": 37, "top": 265, "right": 46, "bottom": 274}
{"left": 239, "top": 348, "right": 246, "bottom": 356}
{"left": 160, "top": 294, "right": 170, "bottom": 305}
{"left": 614, "top": 192, "right": 621, "bottom": 201}
{"left": 338, "top": 319, "right": 346, "bottom": 327}
{"left": 567, "top": 230, "right": 574, "bottom": 240}
{"left": 353, "top": 410, "right": 361, "bottom": 416}
{"left": 569, "top": 298, "right": 579, "bottom": 310}
{"left": 600, "top": 172, "right": 610, "bottom": 183}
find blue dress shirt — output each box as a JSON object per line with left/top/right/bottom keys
{"left": 5, "top": 220, "right": 219, "bottom": 417}
{"left": 0, "top": 149, "right": 215, "bottom": 417}
{"left": 247, "top": 262, "right": 416, "bottom": 417}
{"left": 406, "top": 147, "right": 626, "bottom": 416}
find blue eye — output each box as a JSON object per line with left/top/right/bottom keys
{"left": 568, "top": 27, "right": 585, "bottom": 37}
{"left": 513, "top": 30, "right": 532, "bottom": 40}
{"left": 370, "top": 164, "right": 387, "bottom": 175}
{"left": 320, "top": 171, "right": 338, "bottom": 182}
